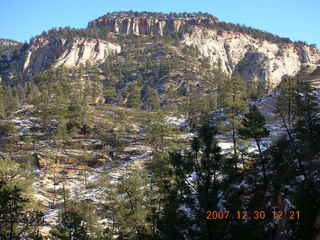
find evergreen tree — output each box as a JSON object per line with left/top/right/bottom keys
{"left": 274, "top": 76, "right": 298, "bottom": 140}
{"left": 103, "top": 83, "right": 117, "bottom": 104}
{"left": 161, "top": 119, "right": 227, "bottom": 240}
{"left": 102, "top": 167, "right": 154, "bottom": 239}
{"left": 142, "top": 86, "right": 160, "bottom": 111}
{"left": 0, "top": 180, "right": 44, "bottom": 240}
{"left": 145, "top": 111, "right": 176, "bottom": 152}
{"left": 127, "top": 81, "right": 141, "bottom": 108}
{"left": 219, "top": 75, "right": 248, "bottom": 171}
{"left": 50, "top": 206, "right": 89, "bottom": 240}
{"left": 239, "top": 105, "right": 269, "bottom": 191}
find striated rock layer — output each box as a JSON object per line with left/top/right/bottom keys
{"left": 182, "top": 27, "right": 320, "bottom": 87}
{"left": 88, "top": 14, "right": 217, "bottom": 36}
{"left": 22, "top": 37, "right": 121, "bottom": 73}
{"left": 2, "top": 12, "right": 320, "bottom": 88}
{"left": 89, "top": 14, "right": 320, "bottom": 87}
{"left": 0, "top": 36, "right": 121, "bottom": 82}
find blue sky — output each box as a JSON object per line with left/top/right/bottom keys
{"left": 1, "top": 0, "right": 319, "bottom": 47}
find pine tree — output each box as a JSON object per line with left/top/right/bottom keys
{"left": 103, "top": 83, "right": 117, "bottom": 104}
{"left": 0, "top": 180, "right": 44, "bottom": 240}
{"left": 239, "top": 105, "right": 269, "bottom": 191}
{"left": 166, "top": 119, "right": 226, "bottom": 240}
{"left": 102, "top": 167, "right": 154, "bottom": 239}
{"left": 127, "top": 81, "right": 141, "bottom": 108}
{"left": 27, "top": 82, "right": 42, "bottom": 105}
{"left": 142, "top": 86, "right": 160, "bottom": 111}
{"left": 50, "top": 206, "right": 89, "bottom": 240}
{"left": 274, "top": 76, "right": 298, "bottom": 140}
{"left": 145, "top": 111, "right": 176, "bottom": 152}
{"left": 219, "top": 74, "right": 248, "bottom": 170}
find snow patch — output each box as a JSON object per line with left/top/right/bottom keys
{"left": 165, "top": 115, "right": 188, "bottom": 127}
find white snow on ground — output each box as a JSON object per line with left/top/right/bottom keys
{"left": 178, "top": 204, "right": 194, "bottom": 218}
{"left": 217, "top": 192, "right": 226, "bottom": 210}
{"left": 98, "top": 218, "right": 113, "bottom": 225}
{"left": 218, "top": 142, "right": 233, "bottom": 151}
{"left": 124, "top": 145, "right": 152, "bottom": 153}
{"left": 43, "top": 210, "right": 59, "bottom": 226}
{"left": 296, "top": 175, "right": 305, "bottom": 182}
{"left": 165, "top": 115, "right": 188, "bottom": 127}
{"left": 11, "top": 117, "right": 37, "bottom": 136}
{"left": 231, "top": 180, "right": 249, "bottom": 189}
{"left": 130, "top": 151, "right": 152, "bottom": 161}
{"left": 177, "top": 132, "right": 195, "bottom": 140}
{"left": 284, "top": 198, "right": 294, "bottom": 212}
{"left": 33, "top": 147, "right": 154, "bottom": 229}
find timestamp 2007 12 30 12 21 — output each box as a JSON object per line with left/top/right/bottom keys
{"left": 206, "top": 210, "right": 300, "bottom": 220}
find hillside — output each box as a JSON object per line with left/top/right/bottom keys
{"left": 1, "top": 12, "right": 319, "bottom": 92}
{"left": 0, "top": 38, "right": 21, "bottom": 57}
{"left": 0, "top": 11, "right": 320, "bottom": 240}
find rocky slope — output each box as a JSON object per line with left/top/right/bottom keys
{"left": 89, "top": 12, "right": 320, "bottom": 88}
{"left": 0, "top": 39, "right": 21, "bottom": 57}
{"left": 1, "top": 12, "right": 320, "bottom": 90}
{"left": 24, "top": 36, "right": 121, "bottom": 73}
{"left": 0, "top": 36, "right": 121, "bottom": 80}
{"left": 88, "top": 12, "right": 218, "bottom": 36}
{"left": 0, "top": 38, "right": 21, "bottom": 48}
{"left": 182, "top": 27, "right": 320, "bottom": 87}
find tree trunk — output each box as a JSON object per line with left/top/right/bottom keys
{"left": 256, "top": 139, "right": 267, "bottom": 194}
{"left": 232, "top": 111, "right": 237, "bottom": 171}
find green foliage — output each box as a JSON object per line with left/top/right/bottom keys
{"left": 126, "top": 81, "right": 141, "bottom": 108}
{"left": 239, "top": 105, "right": 269, "bottom": 141}
{"left": 145, "top": 111, "right": 177, "bottom": 152}
{"left": 239, "top": 104, "right": 269, "bottom": 188}
{"left": 50, "top": 206, "right": 89, "bottom": 240}
{"left": 218, "top": 74, "right": 248, "bottom": 167}
{"left": 0, "top": 180, "right": 44, "bottom": 240}
{"left": 0, "top": 121, "right": 16, "bottom": 138}
{"left": 141, "top": 85, "right": 160, "bottom": 110}
{"left": 274, "top": 76, "right": 299, "bottom": 137}
{"left": 102, "top": 167, "right": 155, "bottom": 239}
{"left": 161, "top": 120, "right": 228, "bottom": 239}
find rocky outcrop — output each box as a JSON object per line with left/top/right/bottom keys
{"left": 2, "top": 12, "right": 320, "bottom": 89}
{"left": 0, "top": 36, "right": 120, "bottom": 84}
{"left": 22, "top": 37, "right": 121, "bottom": 74}
{"left": 182, "top": 27, "right": 320, "bottom": 87}
{"left": 89, "top": 13, "right": 217, "bottom": 36}
{"left": 0, "top": 39, "right": 21, "bottom": 48}
{"left": 88, "top": 13, "right": 320, "bottom": 87}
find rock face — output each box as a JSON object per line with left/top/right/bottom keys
{"left": 182, "top": 27, "right": 320, "bottom": 87}
{"left": 0, "top": 36, "right": 121, "bottom": 82}
{"left": 2, "top": 12, "right": 320, "bottom": 89}
{"left": 22, "top": 37, "right": 121, "bottom": 74}
{"left": 0, "top": 39, "right": 21, "bottom": 48}
{"left": 90, "top": 13, "right": 320, "bottom": 87}
{"left": 89, "top": 13, "right": 217, "bottom": 36}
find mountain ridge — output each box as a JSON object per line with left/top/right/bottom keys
{"left": 1, "top": 11, "right": 319, "bottom": 92}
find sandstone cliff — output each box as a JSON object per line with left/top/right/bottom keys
{"left": 182, "top": 27, "right": 320, "bottom": 87}
{"left": 1, "top": 12, "right": 320, "bottom": 89}
{"left": 0, "top": 36, "right": 121, "bottom": 80}
{"left": 0, "top": 39, "right": 21, "bottom": 55}
{"left": 89, "top": 13, "right": 320, "bottom": 87}
{"left": 22, "top": 36, "right": 121, "bottom": 73}
{"left": 0, "top": 39, "right": 21, "bottom": 48}
{"left": 89, "top": 14, "right": 217, "bottom": 36}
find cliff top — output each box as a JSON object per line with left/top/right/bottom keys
{"left": 0, "top": 39, "right": 22, "bottom": 55}
{"left": 0, "top": 39, "right": 21, "bottom": 46}
{"left": 88, "top": 11, "right": 297, "bottom": 45}
{"left": 90, "top": 11, "right": 219, "bottom": 21}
